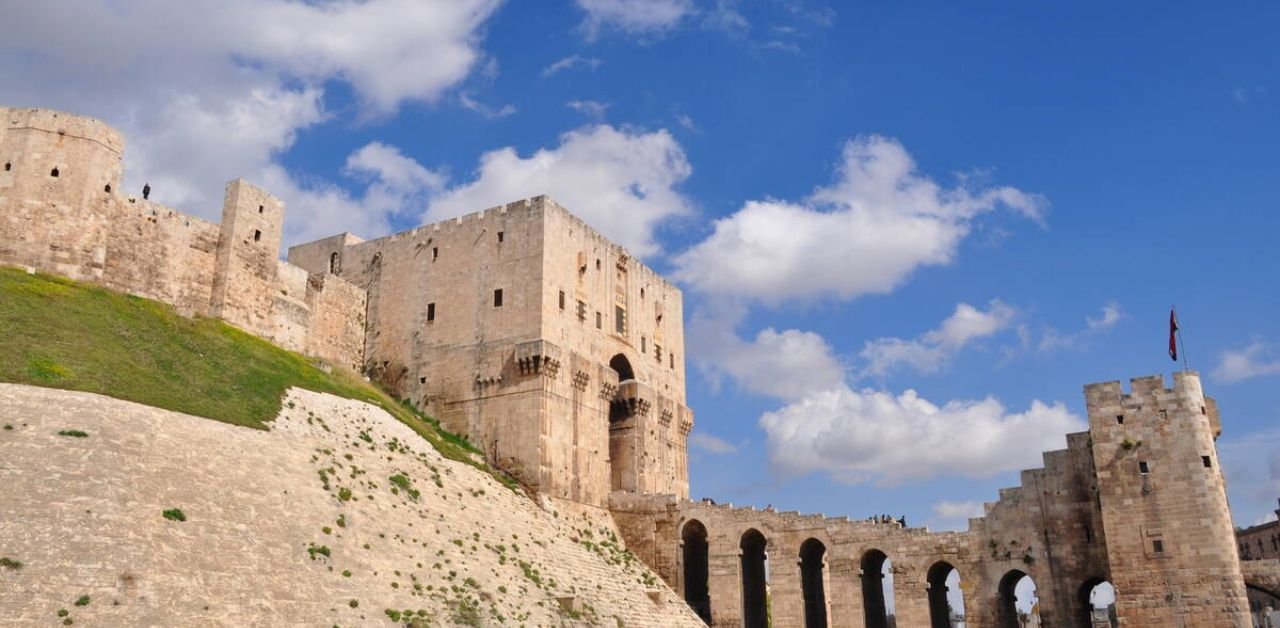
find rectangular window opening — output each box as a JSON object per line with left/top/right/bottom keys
{"left": 641, "top": 337, "right": 647, "bottom": 353}
{"left": 1152, "top": 539, "right": 1164, "bottom": 554}
{"left": 615, "top": 306, "right": 626, "bottom": 335}
{"left": 419, "top": 376, "right": 427, "bottom": 384}
{"left": 595, "top": 311, "right": 602, "bottom": 329}
{"left": 253, "top": 229, "right": 262, "bottom": 242}
{"left": 258, "top": 204, "right": 264, "bottom": 214}
{"left": 432, "top": 247, "right": 439, "bottom": 260}
{"left": 577, "top": 300, "right": 586, "bottom": 322}
{"left": 1116, "top": 414, "right": 1124, "bottom": 425}
{"left": 670, "top": 353, "right": 675, "bottom": 369}
{"left": 559, "top": 290, "right": 565, "bottom": 310}
{"left": 1138, "top": 461, "right": 1149, "bottom": 474}
{"left": 427, "top": 302, "right": 436, "bottom": 322}
{"left": 497, "top": 231, "right": 504, "bottom": 243}
{"left": 493, "top": 289, "right": 503, "bottom": 308}
{"left": 1202, "top": 455, "right": 1212, "bottom": 468}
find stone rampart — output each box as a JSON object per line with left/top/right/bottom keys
{"left": 0, "top": 106, "right": 365, "bottom": 369}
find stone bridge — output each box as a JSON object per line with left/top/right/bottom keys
{"left": 1244, "top": 559, "right": 1280, "bottom": 598}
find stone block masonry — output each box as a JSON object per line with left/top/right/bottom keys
{"left": 0, "top": 106, "right": 365, "bottom": 369}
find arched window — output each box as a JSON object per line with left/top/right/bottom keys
{"left": 1080, "top": 578, "right": 1115, "bottom": 627}
{"left": 861, "top": 550, "right": 891, "bottom": 628}
{"left": 927, "top": 561, "right": 963, "bottom": 628}
{"left": 682, "top": 520, "right": 711, "bottom": 624}
{"left": 740, "top": 529, "right": 769, "bottom": 628}
{"left": 329, "top": 252, "right": 340, "bottom": 274}
{"left": 799, "top": 538, "right": 828, "bottom": 628}
{"left": 998, "top": 570, "right": 1038, "bottom": 628}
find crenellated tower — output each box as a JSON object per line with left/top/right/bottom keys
{"left": 1086, "top": 371, "right": 1249, "bottom": 626}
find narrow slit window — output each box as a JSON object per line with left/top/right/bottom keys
{"left": 432, "top": 247, "right": 439, "bottom": 260}
{"left": 641, "top": 337, "right": 647, "bottom": 353}
{"left": 427, "top": 302, "right": 436, "bottom": 322}
{"left": 558, "top": 290, "right": 565, "bottom": 310}
{"left": 670, "top": 353, "right": 675, "bottom": 369}
{"left": 1202, "top": 455, "right": 1211, "bottom": 468}
{"left": 1116, "top": 414, "right": 1124, "bottom": 425}
{"left": 253, "top": 229, "right": 262, "bottom": 242}
{"left": 258, "top": 204, "right": 264, "bottom": 214}
{"left": 1138, "top": 461, "right": 1149, "bottom": 474}
{"left": 497, "top": 231, "right": 504, "bottom": 243}
{"left": 595, "top": 311, "right": 602, "bottom": 329}
{"left": 3, "top": 162, "right": 10, "bottom": 172}
{"left": 577, "top": 300, "right": 586, "bottom": 321}
{"left": 493, "top": 289, "right": 503, "bottom": 308}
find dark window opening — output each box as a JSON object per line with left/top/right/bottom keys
{"left": 3, "top": 162, "right": 10, "bottom": 172}
{"left": 577, "top": 300, "right": 586, "bottom": 322}
{"left": 655, "top": 345, "right": 663, "bottom": 363}
{"left": 497, "top": 231, "right": 504, "bottom": 243}
{"left": 615, "top": 306, "right": 627, "bottom": 335}
{"left": 432, "top": 247, "right": 439, "bottom": 260}
{"left": 1152, "top": 540, "right": 1164, "bottom": 554}
{"left": 740, "top": 530, "right": 769, "bottom": 628}
{"left": 253, "top": 229, "right": 262, "bottom": 242}
{"left": 419, "top": 376, "right": 427, "bottom": 384}
{"left": 861, "top": 550, "right": 890, "bottom": 628}
{"left": 1202, "top": 455, "right": 1212, "bottom": 468}
{"left": 427, "top": 302, "right": 435, "bottom": 322}
{"left": 641, "top": 337, "right": 647, "bottom": 353}
{"left": 595, "top": 259, "right": 601, "bottom": 270}
{"left": 1086, "top": 527, "right": 1093, "bottom": 543}
{"left": 104, "top": 184, "right": 112, "bottom": 193}
{"left": 640, "top": 288, "right": 645, "bottom": 299}
{"left": 1116, "top": 415, "right": 1124, "bottom": 425}
{"left": 1201, "top": 405, "right": 1207, "bottom": 415}
{"left": 258, "top": 204, "right": 264, "bottom": 214}
{"left": 558, "top": 290, "right": 565, "bottom": 310}
{"left": 328, "top": 252, "right": 339, "bottom": 274}
{"left": 682, "top": 521, "right": 711, "bottom": 623}
{"left": 670, "top": 353, "right": 675, "bottom": 369}
{"left": 1139, "top": 461, "right": 1149, "bottom": 474}
{"left": 596, "top": 311, "right": 602, "bottom": 329}
{"left": 50, "top": 167, "right": 60, "bottom": 177}
{"left": 800, "top": 539, "right": 828, "bottom": 628}
{"left": 493, "top": 289, "right": 503, "bottom": 308}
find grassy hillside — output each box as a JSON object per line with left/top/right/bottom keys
{"left": 0, "top": 266, "right": 511, "bottom": 487}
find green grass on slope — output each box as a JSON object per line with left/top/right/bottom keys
{"left": 0, "top": 266, "right": 514, "bottom": 489}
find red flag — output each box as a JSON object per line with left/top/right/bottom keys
{"left": 1168, "top": 309, "right": 1179, "bottom": 361}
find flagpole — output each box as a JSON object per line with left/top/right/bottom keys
{"left": 1174, "top": 305, "right": 1190, "bottom": 372}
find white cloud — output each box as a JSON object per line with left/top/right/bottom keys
{"left": 688, "top": 306, "right": 845, "bottom": 401}
{"left": 1086, "top": 302, "right": 1123, "bottom": 331}
{"left": 424, "top": 124, "right": 693, "bottom": 257}
{"left": 460, "top": 92, "right": 517, "bottom": 119}
{"left": 576, "top": 0, "right": 695, "bottom": 37}
{"left": 0, "top": 0, "right": 501, "bottom": 230}
{"left": 541, "top": 55, "right": 604, "bottom": 77}
{"left": 674, "top": 135, "right": 1045, "bottom": 305}
{"left": 932, "top": 500, "right": 985, "bottom": 521}
{"left": 566, "top": 100, "right": 611, "bottom": 119}
{"left": 859, "top": 300, "right": 1016, "bottom": 378}
{"left": 759, "top": 385, "right": 1083, "bottom": 485}
{"left": 1037, "top": 302, "right": 1124, "bottom": 352}
{"left": 1213, "top": 340, "right": 1280, "bottom": 383}
{"left": 689, "top": 432, "right": 738, "bottom": 454}
{"left": 1218, "top": 426, "right": 1280, "bottom": 527}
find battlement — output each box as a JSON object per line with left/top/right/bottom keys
{"left": 2, "top": 106, "right": 124, "bottom": 155}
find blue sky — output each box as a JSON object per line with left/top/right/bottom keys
{"left": 3, "top": 1, "right": 1278, "bottom": 532}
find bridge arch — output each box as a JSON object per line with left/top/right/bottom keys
{"left": 998, "top": 569, "right": 1039, "bottom": 628}
{"left": 740, "top": 528, "right": 769, "bottom": 628}
{"left": 681, "top": 519, "right": 711, "bottom": 623}
{"left": 927, "top": 560, "right": 962, "bottom": 628}
{"left": 861, "top": 549, "right": 891, "bottom": 628}
{"left": 799, "top": 538, "right": 828, "bottom": 628}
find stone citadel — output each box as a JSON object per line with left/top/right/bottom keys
{"left": 3, "top": 106, "right": 1278, "bottom": 626}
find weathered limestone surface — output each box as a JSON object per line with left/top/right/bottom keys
{"left": 0, "top": 106, "right": 366, "bottom": 369}
{"left": 615, "top": 373, "right": 1252, "bottom": 628}
{"left": 0, "top": 384, "right": 703, "bottom": 627}
{"left": 288, "top": 196, "right": 692, "bottom": 508}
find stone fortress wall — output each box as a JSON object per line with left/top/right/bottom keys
{"left": 613, "top": 372, "right": 1259, "bottom": 627}
{"left": 287, "top": 196, "right": 692, "bottom": 509}
{"left": 0, "top": 107, "right": 366, "bottom": 369}
{"left": 5, "top": 104, "right": 1276, "bottom": 627}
